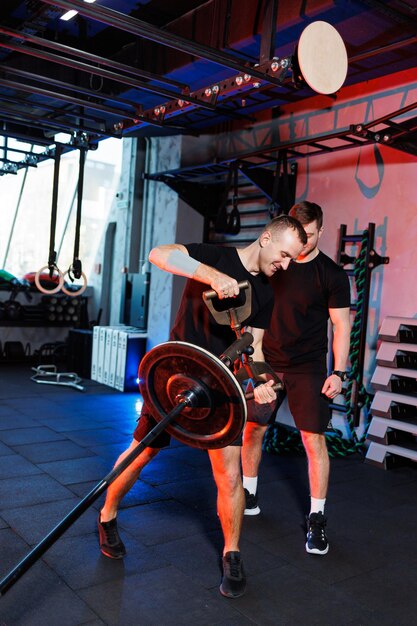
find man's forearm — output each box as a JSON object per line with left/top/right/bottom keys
{"left": 149, "top": 245, "right": 201, "bottom": 279}
{"left": 332, "top": 325, "right": 350, "bottom": 370}
{"left": 149, "top": 244, "right": 239, "bottom": 298}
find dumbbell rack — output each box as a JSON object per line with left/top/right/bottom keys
{"left": 0, "top": 291, "right": 87, "bottom": 327}
{"left": 0, "top": 291, "right": 89, "bottom": 364}
{"left": 365, "top": 316, "right": 417, "bottom": 469}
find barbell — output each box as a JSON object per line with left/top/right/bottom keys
{"left": 0, "top": 333, "right": 277, "bottom": 595}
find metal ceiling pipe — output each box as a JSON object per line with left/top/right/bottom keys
{"left": 362, "top": 100, "right": 417, "bottom": 130}
{"left": 349, "top": 34, "right": 417, "bottom": 64}
{"left": 0, "top": 63, "right": 139, "bottom": 115}
{"left": 0, "top": 25, "right": 188, "bottom": 91}
{"left": 0, "top": 103, "right": 115, "bottom": 137}
{"left": 0, "top": 76, "right": 135, "bottom": 121}
{"left": 40, "top": 0, "right": 287, "bottom": 87}
{"left": 0, "top": 38, "right": 216, "bottom": 112}
{"left": 0, "top": 83, "right": 111, "bottom": 126}
{"left": 0, "top": 64, "right": 198, "bottom": 133}
{"left": 0, "top": 94, "right": 104, "bottom": 126}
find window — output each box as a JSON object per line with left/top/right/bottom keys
{"left": 0, "top": 137, "right": 123, "bottom": 282}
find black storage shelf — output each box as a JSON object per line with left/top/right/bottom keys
{"left": 0, "top": 295, "right": 89, "bottom": 329}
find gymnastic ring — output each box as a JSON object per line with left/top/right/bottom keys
{"left": 34, "top": 266, "right": 65, "bottom": 295}
{"left": 61, "top": 270, "right": 87, "bottom": 296}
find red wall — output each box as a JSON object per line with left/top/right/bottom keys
{"left": 182, "top": 65, "right": 417, "bottom": 391}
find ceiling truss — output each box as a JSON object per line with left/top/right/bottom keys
{"left": 0, "top": 0, "right": 417, "bottom": 175}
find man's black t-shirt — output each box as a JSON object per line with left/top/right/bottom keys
{"left": 263, "top": 251, "right": 350, "bottom": 371}
{"left": 170, "top": 244, "right": 274, "bottom": 357}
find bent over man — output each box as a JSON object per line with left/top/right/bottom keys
{"left": 242, "top": 201, "right": 351, "bottom": 555}
{"left": 98, "top": 215, "right": 307, "bottom": 598}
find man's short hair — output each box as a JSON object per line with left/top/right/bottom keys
{"left": 289, "top": 201, "right": 323, "bottom": 230}
{"left": 265, "top": 214, "right": 307, "bottom": 245}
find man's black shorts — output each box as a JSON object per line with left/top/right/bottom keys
{"left": 247, "top": 368, "right": 330, "bottom": 434}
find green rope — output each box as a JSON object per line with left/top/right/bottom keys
{"left": 265, "top": 229, "right": 373, "bottom": 459}
{"left": 263, "top": 424, "right": 366, "bottom": 458}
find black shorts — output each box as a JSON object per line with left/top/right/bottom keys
{"left": 133, "top": 405, "right": 243, "bottom": 448}
{"left": 247, "top": 368, "right": 330, "bottom": 434}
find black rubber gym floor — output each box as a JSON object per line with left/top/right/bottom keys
{"left": 0, "top": 365, "right": 416, "bottom": 626}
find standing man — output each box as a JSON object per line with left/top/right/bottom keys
{"left": 97, "top": 216, "right": 307, "bottom": 598}
{"left": 241, "top": 201, "right": 351, "bottom": 555}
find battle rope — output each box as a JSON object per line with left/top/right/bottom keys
{"left": 264, "top": 229, "right": 373, "bottom": 458}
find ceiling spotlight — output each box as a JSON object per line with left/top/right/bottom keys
{"left": 270, "top": 59, "right": 280, "bottom": 72}
{"left": 60, "top": 0, "right": 96, "bottom": 21}
{"left": 60, "top": 9, "right": 78, "bottom": 21}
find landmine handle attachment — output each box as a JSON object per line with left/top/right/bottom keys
{"left": 202, "top": 280, "right": 283, "bottom": 393}
{"left": 31, "top": 364, "right": 85, "bottom": 391}
{"left": 203, "top": 280, "right": 251, "bottom": 334}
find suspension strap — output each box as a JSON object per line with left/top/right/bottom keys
{"left": 269, "top": 150, "right": 282, "bottom": 218}
{"left": 48, "top": 145, "right": 63, "bottom": 275}
{"left": 214, "top": 164, "right": 233, "bottom": 233}
{"left": 269, "top": 150, "right": 291, "bottom": 217}
{"left": 61, "top": 147, "right": 88, "bottom": 296}
{"left": 35, "top": 145, "right": 64, "bottom": 294}
{"left": 70, "top": 148, "right": 86, "bottom": 280}
{"left": 227, "top": 162, "right": 240, "bottom": 234}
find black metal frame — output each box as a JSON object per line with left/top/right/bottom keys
{"left": 0, "top": 0, "right": 416, "bottom": 173}
{"left": 144, "top": 99, "right": 417, "bottom": 190}
{"left": 332, "top": 223, "right": 389, "bottom": 427}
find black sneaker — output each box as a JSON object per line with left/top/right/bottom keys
{"left": 305, "top": 512, "right": 329, "bottom": 555}
{"left": 220, "top": 551, "right": 246, "bottom": 598}
{"left": 98, "top": 514, "right": 126, "bottom": 559}
{"left": 244, "top": 488, "right": 260, "bottom": 516}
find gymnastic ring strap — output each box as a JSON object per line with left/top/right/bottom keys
{"left": 47, "top": 145, "right": 63, "bottom": 272}
{"left": 71, "top": 148, "right": 86, "bottom": 279}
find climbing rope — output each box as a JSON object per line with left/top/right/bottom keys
{"left": 265, "top": 230, "right": 373, "bottom": 458}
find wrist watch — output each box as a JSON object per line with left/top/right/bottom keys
{"left": 331, "top": 370, "right": 347, "bottom": 381}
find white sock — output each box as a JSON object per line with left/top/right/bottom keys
{"left": 243, "top": 475, "right": 258, "bottom": 495}
{"left": 310, "top": 497, "right": 326, "bottom": 515}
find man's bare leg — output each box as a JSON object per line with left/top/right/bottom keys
{"left": 100, "top": 439, "right": 160, "bottom": 522}
{"left": 208, "top": 445, "right": 243, "bottom": 552}
{"left": 98, "top": 439, "right": 160, "bottom": 559}
{"left": 300, "top": 431, "right": 329, "bottom": 501}
{"left": 241, "top": 422, "right": 267, "bottom": 514}
{"left": 242, "top": 422, "right": 267, "bottom": 478}
{"left": 208, "top": 445, "right": 246, "bottom": 598}
{"left": 301, "top": 430, "right": 330, "bottom": 555}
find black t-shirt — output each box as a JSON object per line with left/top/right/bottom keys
{"left": 263, "top": 251, "right": 350, "bottom": 370}
{"left": 170, "top": 244, "right": 274, "bottom": 357}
